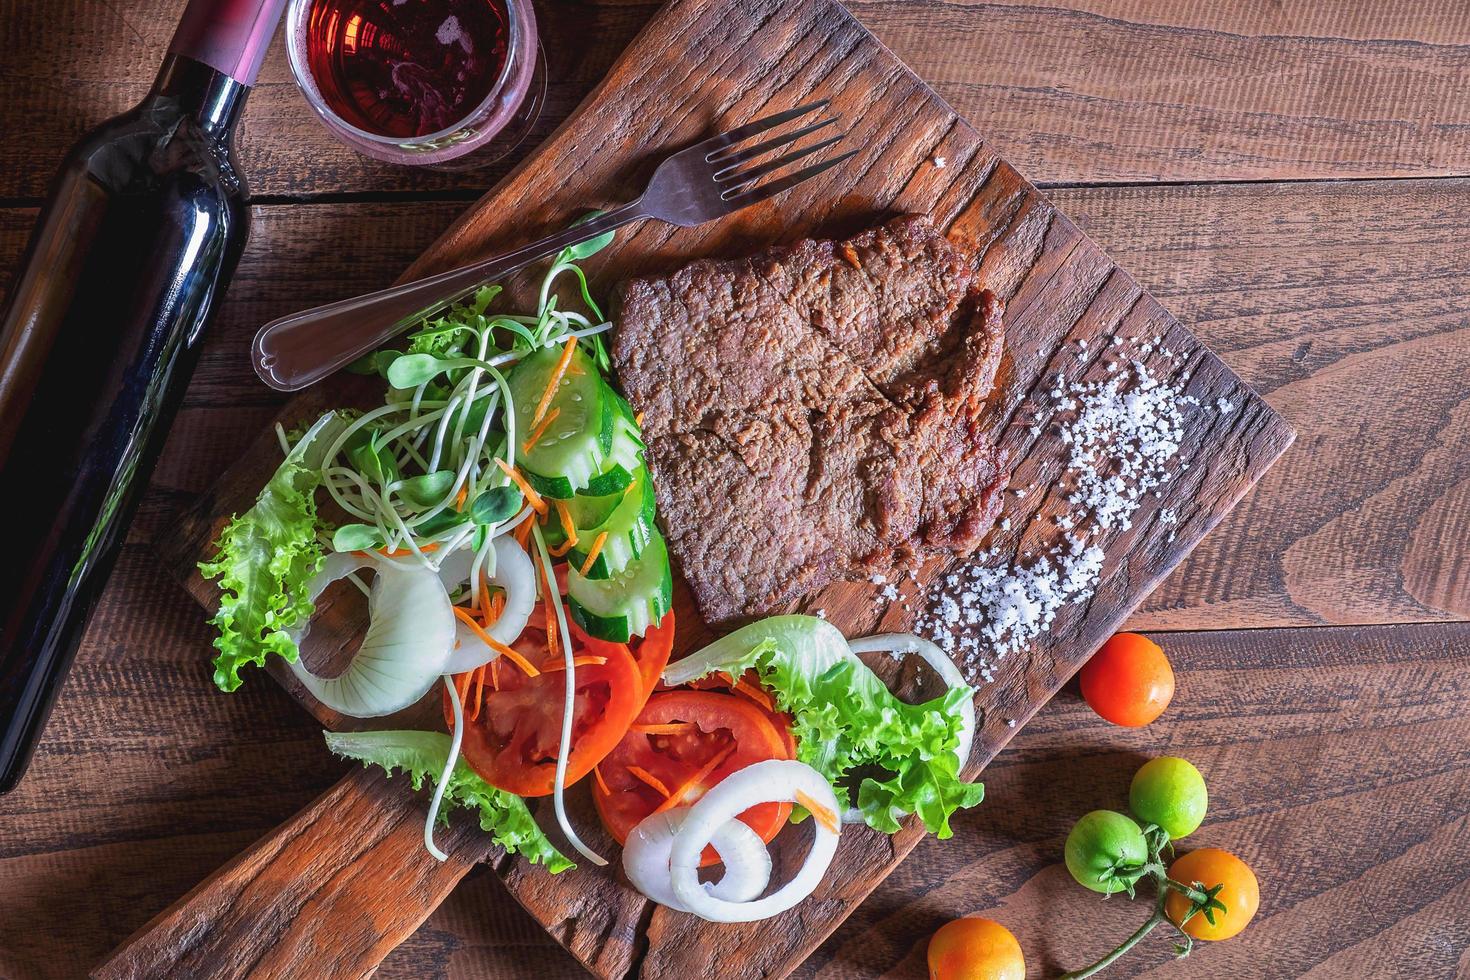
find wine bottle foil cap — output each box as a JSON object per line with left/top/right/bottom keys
{"left": 169, "top": 0, "right": 290, "bottom": 86}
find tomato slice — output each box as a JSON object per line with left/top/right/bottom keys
{"left": 446, "top": 612, "right": 643, "bottom": 797}
{"left": 571, "top": 609, "right": 675, "bottom": 699}
{"left": 687, "top": 668, "right": 797, "bottom": 758}
{"left": 592, "top": 690, "right": 795, "bottom": 865}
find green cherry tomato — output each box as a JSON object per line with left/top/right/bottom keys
{"left": 1130, "top": 757, "right": 1208, "bottom": 840}
{"left": 1064, "top": 810, "right": 1148, "bottom": 894}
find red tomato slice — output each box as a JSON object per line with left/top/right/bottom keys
{"left": 571, "top": 609, "right": 675, "bottom": 699}
{"left": 687, "top": 668, "right": 797, "bottom": 757}
{"left": 593, "top": 690, "right": 795, "bottom": 866}
{"left": 446, "top": 617, "right": 643, "bottom": 798}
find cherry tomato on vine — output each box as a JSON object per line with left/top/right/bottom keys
{"left": 1165, "top": 848, "right": 1260, "bottom": 941}
{"left": 1129, "top": 756, "right": 1208, "bottom": 839}
{"left": 1064, "top": 810, "right": 1148, "bottom": 894}
{"left": 927, "top": 917, "right": 1025, "bottom": 980}
{"left": 1079, "top": 632, "right": 1174, "bottom": 727}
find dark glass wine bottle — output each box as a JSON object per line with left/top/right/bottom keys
{"left": 0, "top": 0, "right": 288, "bottom": 793}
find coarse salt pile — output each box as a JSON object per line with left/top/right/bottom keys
{"left": 915, "top": 345, "right": 1195, "bottom": 679}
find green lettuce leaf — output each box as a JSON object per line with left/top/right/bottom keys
{"left": 198, "top": 413, "right": 348, "bottom": 692}
{"left": 324, "top": 730, "right": 573, "bottom": 873}
{"left": 662, "top": 616, "right": 984, "bottom": 838}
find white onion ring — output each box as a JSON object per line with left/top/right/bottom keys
{"left": 440, "top": 535, "right": 536, "bottom": 673}
{"left": 624, "top": 808, "right": 772, "bottom": 911}
{"left": 288, "top": 552, "right": 456, "bottom": 717}
{"left": 668, "top": 760, "right": 840, "bottom": 922}
{"left": 847, "top": 632, "right": 976, "bottom": 770}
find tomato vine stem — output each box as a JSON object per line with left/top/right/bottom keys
{"left": 1058, "top": 831, "right": 1221, "bottom": 979}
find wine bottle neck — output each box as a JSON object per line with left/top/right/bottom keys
{"left": 151, "top": 55, "right": 251, "bottom": 135}
{"left": 168, "top": 0, "right": 289, "bottom": 87}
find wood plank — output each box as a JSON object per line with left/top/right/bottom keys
{"left": 143, "top": 0, "right": 1291, "bottom": 976}
{"left": 7, "top": 0, "right": 1470, "bottom": 200}
{"left": 1050, "top": 178, "right": 1470, "bottom": 630}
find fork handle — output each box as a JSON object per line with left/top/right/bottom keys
{"left": 252, "top": 200, "right": 649, "bottom": 392}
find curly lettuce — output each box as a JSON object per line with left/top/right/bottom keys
{"left": 325, "top": 730, "right": 573, "bottom": 872}
{"left": 662, "top": 616, "right": 984, "bottom": 838}
{"left": 198, "top": 413, "right": 348, "bottom": 691}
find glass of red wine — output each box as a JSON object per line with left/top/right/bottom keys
{"left": 285, "top": 0, "right": 544, "bottom": 169}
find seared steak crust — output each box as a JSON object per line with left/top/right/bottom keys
{"left": 613, "top": 215, "right": 1009, "bottom": 622}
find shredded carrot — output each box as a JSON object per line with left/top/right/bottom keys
{"left": 634, "top": 411, "right": 645, "bottom": 427}
{"left": 732, "top": 677, "right": 775, "bottom": 713}
{"left": 454, "top": 485, "right": 468, "bottom": 512}
{"left": 540, "top": 654, "right": 608, "bottom": 673}
{"left": 531, "top": 337, "right": 578, "bottom": 428}
{"left": 796, "top": 789, "right": 840, "bottom": 834}
{"left": 452, "top": 606, "right": 541, "bottom": 677}
{"left": 468, "top": 664, "right": 487, "bottom": 721}
{"left": 544, "top": 590, "right": 559, "bottom": 664}
{"left": 578, "top": 531, "right": 608, "bottom": 576}
{"left": 593, "top": 764, "right": 611, "bottom": 796}
{"left": 553, "top": 499, "right": 579, "bottom": 549}
{"left": 514, "top": 518, "right": 534, "bottom": 549}
{"left": 495, "top": 458, "right": 547, "bottom": 516}
{"left": 489, "top": 659, "right": 500, "bottom": 691}
{"left": 654, "top": 743, "right": 736, "bottom": 814}
{"left": 548, "top": 537, "right": 578, "bottom": 558}
{"left": 453, "top": 670, "right": 473, "bottom": 706}
{"left": 632, "top": 721, "right": 698, "bottom": 736}
{"left": 627, "top": 765, "right": 672, "bottom": 798}
{"left": 521, "top": 406, "right": 561, "bottom": 455}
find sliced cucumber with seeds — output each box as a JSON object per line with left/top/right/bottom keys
{"left": 508, "top": 344, "right": 614, "bottom": 498}
{"left": 567, "top": 530, "right": 672, "bottom": 642}
{"left": 567, "top": 466, "right": 656, "bottom": 579}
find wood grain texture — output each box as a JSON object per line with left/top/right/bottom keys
{"left": 7, "top": 0, "right": 1470, "bottom": 200}
{"left": 93, "top": 769, "right": 495, "bottom": 980}
{"left": 143, "top": 0, "right": 1291, "bottom": 976}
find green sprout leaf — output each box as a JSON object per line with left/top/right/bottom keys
{"left": 471, "top": 485, "right": 522, "bottom": 525}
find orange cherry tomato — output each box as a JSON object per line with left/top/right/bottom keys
{"left": 1078, "top": 632, "right": 1174, "bottom": 727}
{"left": 1164, "top": 848, "right": 1260, "bottom": 941}
{"left": 927, "top": 917, "right": 1025, "bottom": 980}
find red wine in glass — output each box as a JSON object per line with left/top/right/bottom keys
{"left": 303, "top": 0, "right": 510, "bottom": 139}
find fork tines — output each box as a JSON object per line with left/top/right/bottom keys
{"left": 706, "top": 100, "right": 856, "bottom": 205}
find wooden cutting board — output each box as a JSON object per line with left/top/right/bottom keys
{"left": 104, "top": 0, "right": 1294, "bottom": 976}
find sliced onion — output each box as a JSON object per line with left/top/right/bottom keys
{"left": 288, "top": 552, "right": 456, "bottom": 717}
{"left": 847, "top": 632, "right": 976, "bottom": 770}
{"left": 440, "top": 535, "right": 536, "bottom": 674}
{"left": 624, "top": 809, "right": 772, "bottom": 911}
{"left": 667, "top": 760, "right": 840, "bottom": 922}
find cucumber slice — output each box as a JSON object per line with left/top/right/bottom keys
{"left": 567, "top": 531, "right": 672, "bottom": 642}
{"left": 508, "top": 345, "right": 614, "bottom": 498}
{"left": 568, "top": 467, "right": 657, "bottom": 578}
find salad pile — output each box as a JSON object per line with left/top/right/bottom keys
{"left": 201, "top": 234, "right": 984, "bottom": 921}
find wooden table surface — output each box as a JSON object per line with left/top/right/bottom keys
{"left": 1, "top": 1, "right": 1468, "bottom": 978}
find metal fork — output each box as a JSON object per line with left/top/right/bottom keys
{"left": 252, "top": 100, "right": 854, "bottom": 391}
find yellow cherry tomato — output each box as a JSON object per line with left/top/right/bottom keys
{"left": 1164, "top": 848, "right": 1260, "bottom": 941}
{"left": 927, "top": 917, "right": 1025, "bottom": 980}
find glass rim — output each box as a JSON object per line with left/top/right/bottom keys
{"left": 284, "top": 0, "right": 537, "bottom": 156}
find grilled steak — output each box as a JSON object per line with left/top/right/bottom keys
{"left": 613, "top": 215, "right": 1009, "bottom": 623}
